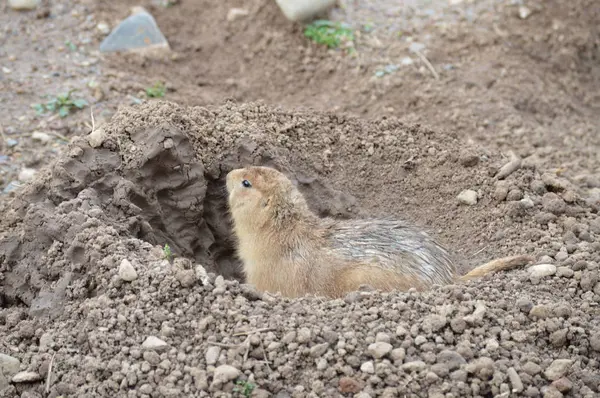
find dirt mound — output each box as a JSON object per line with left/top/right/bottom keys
{"left": 1, "top": 101, "right": 599, "bottom": 397}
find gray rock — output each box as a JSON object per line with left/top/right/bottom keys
{"left": 390, "top": 348, "right": 405, "bottom": 362}
{"left": 141, "top": 336, "right": 168, "bottom": 352}
{"left": 213, "top": 365, "right": 240, "bottom": 384}
{"left": 493, "top": 182, "right": 510, "bottom": 201}
{"left": 0, "top": 354, "right": 20, "bottom": 377}
{"left": 423, "top": 315, "right": 448, "bottom": 332}
{"left": 401, "top": 360, "right": 427, "bottom": 372}
{"left": 12, "top": 371, "right": 42, "bottom": 383}
{"left": 522, "top": 361, "right": 542, "bottom": 375}
{"left": 556, "top": 267, "right": 574, "bottom": 278}
{"left": 590, "top": 332, "right": 600, "bottom": 352}
{"left": 310, "top": 343, "right": 329, "bottom": 357}
{"left": 542, "top": 386, "right": 563, "bottom": 398}
{"left": 88, "top": 128, "right": 107, "bottom": 148}
{"left": 367, "top": 342, "right": 392, "bottom": 359}
{"left": 507, "top": 367, "right": 524, "bottom": 393}
{"left": 549, "top": 329, "right": 568, "bottom": 347}
{"left": 542, "top": 193, "right": 566, "bottom": 215}
{"left": 175, "top": 269, "right": 196, "bottom": 288}
{"left": 205, "top": 346, "right": 220, "bottom": 365}
{"left": 551, "top": 377, "right": 573, "bottom": 393}
{"left": 528, "top": 264, "right": 557, "bottom": 278}
{"left": 100, "top": 7, "right": 170, "bottom": 54}
{"left": 296, "top": 327, "right": 312, "bottom": 343}
{"left": 436, "top": 350, "right": 466, "bottom": 371}
{"left": 544, "top": 359, "right": 573, "bottom": 381}
{"left": 375, "top": 332, "right": 391, "bottom": 343}
{"left": 529, "top": 304, "right": 551, "bottom": 319}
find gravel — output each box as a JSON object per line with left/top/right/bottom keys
{"left": 0, "top": 101, "right": 599, "bottom": 397}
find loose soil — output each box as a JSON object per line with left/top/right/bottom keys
{"left": 0, "top": 0, "right": 599, "bottom": 397}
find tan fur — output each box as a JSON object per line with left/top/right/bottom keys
{"left": 226, "top": 166, "right": 533, "bottom": 299}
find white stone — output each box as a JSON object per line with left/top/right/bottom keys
{"left": 205, "top": 346, "right": 220, "bottom": 365}
{"left": 87, "top": 128, "right": 107, "bottom": 148}
{"left": 97, "top": 22, "right": 110, "bottom": 35}
{"left": 142, "top": 336, "right": 168, "bottom": 351}
{"left": 400, "top": 57, "right": 414, "bottom": 66}
{"left": 18, "top": 168, "right": 37, "bottom": 182}
{"left": 31, "top": 131, "right": 51, "bottom": 143}
{"left": 275, "top": 0, "right": 336, "bottom": 22}
{"left": 360, "top": 361, "right": 375, "bottom": 373}
{"left": 119, "top": 259, "right": 138, "bottom": 282}
{"left": 457, "top": 189, "right": 478, "bottom": 205}
{"left": 518, "top": 6, "right": 532, "bottom": 19}
{"left": 227, "top": 8, "right": 249, "bottom": 22}
{"left": 8, "top": 0, "right": 40, "bottom": 10}
{"left": 213, "top": 364, "right": 240, "bottom": 383}
{"left": 528, "top": 263, "right": 557, "bottom": 279}
{"left": 12, "top": 371, "right": 42, "bottom": 383}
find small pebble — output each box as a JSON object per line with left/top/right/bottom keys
{"left": 32, "top": 131, "right": 51, "bottom": 143}
{"left": 360, "top": 361, "right": 375, "bottom": 373}
{"left": 118, "top": 259, "right": 138, "bottom": 282}
{"left": 544, "top": 359, "right": 573, "bottom": 381}
{"left": 12, "top": 371, "right": 42, "bottom": 383}
{"left": 227, "top": 8, "right": 249, "bottom": 22}
{"left": 18, "top": 168, "right": 37, "bottom": 182}
{"left": 205, "top": 346, "right": 220, "bottom": 365}
{"left": 367, "top": 342, "right": 392, "bottom": 359}
{"left": 402, "top": 360, "right": 427, "bottom": 372}
{"left": 141, "top": 336, "right": 168, "bottom": 351}
{"left": 457, "top": 189, "right": 478, "bottom": 205}
{"left": 0, "top": 354, "right": 20, "bottom": 376}
{"left": 518, "top": 6, "right": 531, "bottom": 19}
{"left": 8, "top": 0, "right": 40, "bottom": 10}
{"left": 213, "top": 364, "right": 240, "bottom": 383}
{"left": 97, "top": 22, "right": 110, "bottom": 34}
{"left": 528, "top": 264, "right": 557, "bottom": 278}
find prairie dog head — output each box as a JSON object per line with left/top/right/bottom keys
{"left": 226, "top": 166, "right": 310, "bottom": 231}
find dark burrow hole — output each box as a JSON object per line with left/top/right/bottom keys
{"left": 132, "top": 155, "right": 359, "bottom": 283}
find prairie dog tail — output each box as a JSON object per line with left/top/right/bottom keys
{"left": 459, "top": 255, "right": 534, "bottom": 282}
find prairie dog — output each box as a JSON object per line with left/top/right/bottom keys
{"left": 226, "top": 166, "right": 532, "bottom": 299}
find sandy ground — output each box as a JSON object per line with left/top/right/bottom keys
{"left": 0, "top": 0, "right": 599, "bottom": 397}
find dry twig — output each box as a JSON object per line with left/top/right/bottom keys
{"left": 413, "top": 49, "right": 440, "bottom": 80}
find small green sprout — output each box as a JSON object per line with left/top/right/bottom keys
{"left": 233, "top": 380, "right": 255, "bottom": 397}
{"left": 146, "top": 82, "right": 166, "bottom": 98}
{"left": 304, "top": 20, "right": 354, "bottom": 49}
{"left": 65, "top": 40, "right": 77, "bottom": 52}
{"left": 163, "top": 244, "right": 173, "bottom": 262}
{"left": 32, "top": 90, "right": 88, "bottom": 118}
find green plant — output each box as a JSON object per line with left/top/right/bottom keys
{"left": 33, "top": 90, "right": 88, "bottom": 118}
{"left": 163, "top": 244, "right": 173, "bottom": 262}
{"left": 304, "top": 20, "right": 354, "bottom": 49}
{"left": 146, "top": 82, "right": 166, "bottom": 98}
{"left": 65, "top": 40, "right": 77, "bottom": 52}
{"left": 233, "top": 380, "right": 255, "bottom": 397}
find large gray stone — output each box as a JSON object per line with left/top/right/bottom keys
{"left": 100, "top": 7, "right": 170, "bottom": 55}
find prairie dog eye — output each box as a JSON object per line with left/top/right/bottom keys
{"left": 242, "top": 179, "right": 252, "bottom": 188}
